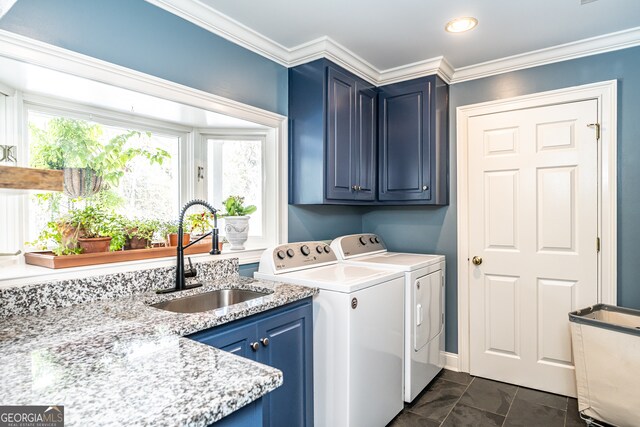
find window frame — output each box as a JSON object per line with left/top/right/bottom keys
{"left": 200, "top": 130, "right": 274, "bottom": 249}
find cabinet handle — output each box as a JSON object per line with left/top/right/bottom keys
{"left": 422, "top": 185, "right": 429, "bottom": 191}
{"left": 351, "top": 185, "right": 359, "bottom": 191}
{"left": 357, "top": 185, "right": 362, "bottom": 191}
{"left": 260, "top": 338, "right": 270, "bottom": 347}
{"left": 250, "top": 342, "right": 259, "bottom": 351}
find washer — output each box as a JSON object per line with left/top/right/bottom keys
{"left": 331, "top": 234, "right": 445, "bottom": 403}
{"left": 255, "top": 241, "right": 404, "bottom": 427}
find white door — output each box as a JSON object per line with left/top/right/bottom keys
{"left": 468, "top": 100, "right": 599, "bottom": 397}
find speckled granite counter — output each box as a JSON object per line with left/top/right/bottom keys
{"left": 0, "top": 268, "right": 318, "bottom": 426}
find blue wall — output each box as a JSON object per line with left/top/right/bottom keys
{"left": 4, "top": 1, "right": 639, "bottom": 355}
{"left": 0, "top": 0, "right": 288, "bottom": 115}
{"left": 367, "top": 46, "right": 640, "bottom": 353}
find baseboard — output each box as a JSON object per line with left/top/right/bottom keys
{"left": 443, "top": 351, "right": 460, "bottom": 372}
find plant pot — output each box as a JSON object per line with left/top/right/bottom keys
{"left": 63, "top": 167, "right": 104, "bottom": 198}
{"left": 125, "top": 236, "right": 151, "bottom": 250}
{"left": 77, "top": 236, "right": 112, "bottom": 254}
{"left": 167, "top": 233, "right": 190, "bottom": 247}
{"left": 223, "top": 216, "right": 250, "bottom": 250}
{"left": 58, "top": 223, "right": 79, "bottom": 252}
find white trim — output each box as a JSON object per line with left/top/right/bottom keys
{"left": 456, "top": 80, "right": 618, "bottom": 373}
{"left": 144, "top": 0, "right": 290, "bottom": 67}
{"left": 144, "top": 0, "right": 639, "bottom": 86}
{"left": 443, "top": 351, "right": 460, "bottom": 372}
{"left": 451, "top": 27, "right": 640, "bottom": 84}
{"left": 0, "top": 30, "right": 286, "bottom": 127}
{"left": 0, "top": 27, "right": 290, "bottom": 282}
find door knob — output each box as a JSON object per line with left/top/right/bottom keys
{"left": 260, "top": 338, "right": 269, "bottom": 347}
{"left": 472, "top": 256, "right": 483, "bottom": 266}
{"left": 250, "top": 342, "right": 259, "bottom": 351}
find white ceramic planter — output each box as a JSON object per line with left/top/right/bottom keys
{"left": 223, "top": 216, "right": 250, "bottom": 250}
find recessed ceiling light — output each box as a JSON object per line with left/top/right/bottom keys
{"left": 445, "top": 17, "right": 478, "bottom": 33}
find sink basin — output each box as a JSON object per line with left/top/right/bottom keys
{"left": 151, "top": 288, "right": 271, "bottom": 314}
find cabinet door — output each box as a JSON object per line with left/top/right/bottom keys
{"left": 189, "top": 322, "right": 257, "bottom": 360}
{"left": 257, "top": 303, "right": 313, "bottom": 427}
{"left": 378, "top": 78, "right": 432, "bottom": 201}
{"left": 326, "top": 66, "right": 357, "bottom": 201}
{"left": 355, "top": 85, "right": 377, "bottom": 201}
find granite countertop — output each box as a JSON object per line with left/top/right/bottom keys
{"left": 0, "top": 275, "right": 318, "bottom": 426}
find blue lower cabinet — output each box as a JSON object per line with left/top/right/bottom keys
{"left": 189, "top": 298, "right": 313, "bottom": 427}
{"left": 211, "top": 400, "right": 263, "bottom": 427}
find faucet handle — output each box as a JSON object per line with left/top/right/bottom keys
{"left": 184, "top": 257, "right": 197, "bottom": 278}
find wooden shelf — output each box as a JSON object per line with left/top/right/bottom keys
{"left": 24, "top": 242, "right": 215, "bottom": 269}
{"left": 0, "top": 165, "right": 63, "bottom": 192}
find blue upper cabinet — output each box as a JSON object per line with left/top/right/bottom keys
{"left": 289, "top": 59, "right": 448, "bottom": 205}
{"left": 289, "top": 59, "right": 377, "bottom": 204}
{"left": 378, "top": 76, "right": 449, "bottom": 205}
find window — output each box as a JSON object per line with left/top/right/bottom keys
{"left": 0, "top": 49, "right": 287, "bottom": 268}
{"left": 202, "top": 131, "right": 279, "bottom": 249}
{"left": 24, "top": 109, "right": 181, "bottom": 246}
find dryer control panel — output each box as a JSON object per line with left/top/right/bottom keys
{"left": 258, "top": 241, "right": 337, "bottom": 274}
{"left": 331, "top": 234, "right": 387, "bottom": 259}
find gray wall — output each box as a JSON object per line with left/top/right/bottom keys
{"left": 0, "top": 0, "right": 288, "bottom": 115}
{"left": 367, "top": 46, "right": 640, "bottom": 353}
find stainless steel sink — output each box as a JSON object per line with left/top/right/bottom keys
{"left": 150, "top": 288, "right": 271, "bottom": 314}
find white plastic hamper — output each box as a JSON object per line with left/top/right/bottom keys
{"left": 569, "top": 304, "right": 640, "bottom": 427}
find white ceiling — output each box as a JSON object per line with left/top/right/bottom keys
{"left": 149, "top": 0, "right": 640, "bottom": 84}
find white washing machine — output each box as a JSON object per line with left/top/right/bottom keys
{"left": 255, "top": 241, "right": 404, "bottom": 427}
{"left": 331, "top": 234, "right": 445, "bottom": 403}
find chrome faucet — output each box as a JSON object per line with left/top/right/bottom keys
{"left": 157, "top": 199, "right": 220, "bottom": 294}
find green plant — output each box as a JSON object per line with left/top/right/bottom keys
{"left": 186, "top": 211, "right": 215, "bottom": 235}
{"left": 30, "top": 117, "right": 170, "bottom": 188}
{"left": 158, "top": 220, "right": 179, "bottom": 237}
{"left": 27, "top": 219, "right": 82, "bottom": 256}
{"left": 124, "top": 218, "right": 159, "bottom": 241}
{"left": 70, "top": 206, "right": 126, "bottom": 251}
{"left": 219, "top": 195, "right": 257, "bottom": 217}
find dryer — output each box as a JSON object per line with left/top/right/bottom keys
{"left": 255, "top": 241, "right": 404, "bottom": 427}
{"left": 331, "top": 234, "right": 445, "bottom": 402}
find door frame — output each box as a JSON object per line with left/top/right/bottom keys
{"left": 456, "top": 80, "right": 617, "bottom": 373}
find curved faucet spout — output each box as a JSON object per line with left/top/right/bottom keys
{"left": 157, "top": 199, "right": 220, "bottom": 294}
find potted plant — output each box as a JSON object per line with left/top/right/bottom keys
{"left": 186, "top": 210, "right": 215, "bottom": 245}
{"left": 71, "top": 206, "right": 126, "bottom": 253}
{"left": 160, "top": 220, "right": 190, "bottom": 247}
{"left": 27, "top": 217, "right": 82, "bottom": 256}
{"left": 124, "top": 218, "right": 159, "bottom": 250}
{"left": 219, "top": 195, "right": 257, "bottom": 250}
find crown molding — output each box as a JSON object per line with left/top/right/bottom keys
{"left": 145, "top": 0, "right": 640, "bottom": 86}
{"left": 144, "top": 0, "right": 290, "bottom": 66}
{"left": 451, "top": 26, "right": 640, "bottom": 83}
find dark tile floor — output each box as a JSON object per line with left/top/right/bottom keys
{"left": 388, "top": 370, "right": 590, "bottom": 427}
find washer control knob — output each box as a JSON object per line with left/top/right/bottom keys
{"left": 369, "top": 237, "right": 376, "bottom": 243}
{"left": 286, "top": 248, "right": 295, "bottom": 258}
{"left": 276, "top": 250, "right": 286, "bottom": 260}
{"left": 323, "top": 246, "right": 331, "bottom": 253}
{"left": 316, "top": 245, "right": 323, "bottom": 254}
{"left": 301, "top": 245, "right": 310, "bottom": 256}
{"left": 374, "top": 237, "right": 380, "bottom": 243}
{"left": 359, "top": 236, "right": 367, "bottom": 245}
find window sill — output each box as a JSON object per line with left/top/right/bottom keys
{"left": 0, "top": 247, "right": 265, "bottom": 289}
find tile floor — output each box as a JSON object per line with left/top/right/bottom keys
{"left": 388, "top": 370, "right": 597, "bottom": 427}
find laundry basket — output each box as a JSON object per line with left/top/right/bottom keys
{"left": 569, "top": 304, "right": 640, "bottom": 427}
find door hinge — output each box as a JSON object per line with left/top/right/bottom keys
{"left": 587, "top": 123, "right": 600, "bottom": 140}
{"left": 596, "top": 237, "right": 601, "bottom": 252}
